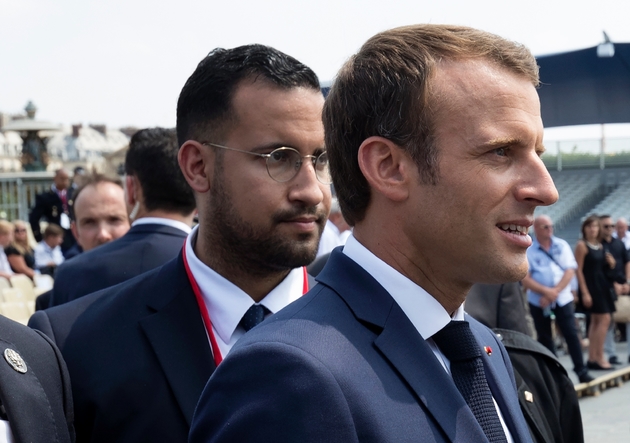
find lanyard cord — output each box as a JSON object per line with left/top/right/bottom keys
{"left": 182, "top": 245, "right": 309, "bottom": 366}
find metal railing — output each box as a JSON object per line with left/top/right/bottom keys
{"left": 0, "top": 172, "right": 54, "bottom": 221}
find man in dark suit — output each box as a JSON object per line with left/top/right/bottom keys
{"left": 190, "top": 25, "right": 559, "bottom": 442}
{"left": 47, "top": 128, "right": 196, "bottom": 307}
{"left": 29, "top": 168, "right": 76, "bottom": 253}
{"left": 0, "top": 314, "right": 74, "bottom": 443}
{"left": 29, "top": 45, "right": 330, "bottom": 443}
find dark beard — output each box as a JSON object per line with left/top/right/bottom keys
{"left": 203, "top": 169, "right": 325, "bottom": 277}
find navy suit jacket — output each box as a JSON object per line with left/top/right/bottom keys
{"left": 190, "top": 249, "right": 533, "bottom": 443}
{"left": 29, "top": 253, "right": 214, "bottom": 443}
{"left": 49, "top": 223, "right": 187, "bottom": 306}
{"left": 0, "top": 314, "right": 75, "bottom": 443}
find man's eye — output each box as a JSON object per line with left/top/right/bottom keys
{"left": 494, "top": 147, "right": 508, "bottom": 157}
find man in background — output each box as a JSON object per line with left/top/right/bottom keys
{"left": 29, "top": 169, "right": 76, "bottom": 253}
{"left": 523, "top": 215, "right": 593, "bottom": 383}
{"left": 613, "top": 217, "right": 630, "bottom": 250}
{"left": 29, "top": 45, "right": 329, "bottom": 442}
{"left": 47, "top": 128, "right": 195, "bottom": 307}
{"left": 64, "top": 174, "right": 130, "bottom": 259}
{"left": 601, "top": 215, "right": 630, "bottom": 365}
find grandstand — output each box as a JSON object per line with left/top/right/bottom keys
{"left": 535, "top": 167, "right": 630, "bottom": 247}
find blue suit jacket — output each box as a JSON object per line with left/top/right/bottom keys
{"left": 29, "top": 253, "right": 214, "bottom": 443}
{"left": 49, "top": 223, "right": 187, "bottom": 306}
{"left": 190, "top": 249, "right": 533, "bottom": 443}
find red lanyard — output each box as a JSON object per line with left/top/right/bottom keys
{"left": 182, "top": 245, "right": 309, "bottom": 367}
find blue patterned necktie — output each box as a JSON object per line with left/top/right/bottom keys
{"left": 239, "top": 304, "right": 270, "bottom": 332}
{"left": 432, "top": 321, "right": 508, "bottom": 443}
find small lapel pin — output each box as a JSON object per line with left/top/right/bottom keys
{"left": 524, "top": 391, "right": 534, "bottom": 403}
{"left": 484, "top": 346, "right": 492, "bottom": 356}
{"left": 4, "top": 349, "right": 27, "bottom": 374}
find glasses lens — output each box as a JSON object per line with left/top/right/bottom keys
{"left": 315, "top": 152, "right": 332, "bottom": 185}
{"left": 267, "top": 148, "right": 301, "bottom": 182}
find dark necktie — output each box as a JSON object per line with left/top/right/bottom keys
{"left": 239, "top": 304, "right": 270, "bottom": 332}
{"left": 432, "top": 321, "right": 508, "bottom": 443}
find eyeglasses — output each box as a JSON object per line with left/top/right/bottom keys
{"left": 14, "top": 229, "right": 26, "bottom": 233}
{"left": 542, "top": 225, "right": 554, "bottom": 229}
{"left": 603, "top": 224, "right": 615, "bottom": 229}
{"left": 202, "top": 142, "right": 332, "bottom": 185}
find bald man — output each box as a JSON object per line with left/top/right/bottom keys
{"left": 522, "top": 215, "right": 593, "bottom": 383}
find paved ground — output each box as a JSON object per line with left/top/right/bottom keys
{"left": 556, "top": 342, "right": 630, "bottom": 442}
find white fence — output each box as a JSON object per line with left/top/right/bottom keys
{"left": 0, "top": 172, "right": 54, "bottom": 222}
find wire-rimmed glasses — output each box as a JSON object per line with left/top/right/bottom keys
{"left": 202, "top": 142, "right": 332, "bottom": 185}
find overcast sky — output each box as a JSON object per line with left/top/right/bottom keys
{"left": 2, "top": 0, "right": 629, "bottom": 139}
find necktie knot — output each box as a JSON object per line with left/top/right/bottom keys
{"left": 240, "top": 304, "right": 270, "bottom": 332}
{"left": 432, "top": 320, "right": 481, "bottom": 362}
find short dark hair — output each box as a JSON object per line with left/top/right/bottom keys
{"left": 598, "top": 214, "right": 611, "bottom": 220}
{"left": 176, "top": 44, "right": 320, "bottom": 146}
{"left": 70, "top": 174, "right": 123, "bottom": 221}
{"left": 125, "top": 128, "right": 196, "bottom": 216}
{"left": 43, "top": 223, "right": 64, "bottom": 239}
{"left": 323, "top": 24, "right": 539, "bottom": 225}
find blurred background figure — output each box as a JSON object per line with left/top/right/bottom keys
{"left": 575, "top": 215, "right": 616, "bottom": 371}
{"left": 5, "top": 220, "right": 36, "bottom": 279}
{"left": 523, "top": 215, "right": 593, "bottom": 383}
{"left": 71, "top": 166, "right": 87, "bottom": 189}
{"left": 34, "top": 224, "right": 64, "bottom": 277}
{"left": 29, "top": 168, "right": 76, "bottom": 254}
{"left": 315, "top": 196, "right": 350, "bottom": 258}
{"left": 613, "top": 217, "right": 630, "bottom": 250}
{"left": 0, "top": 220, "right": 16, "bottom": 279}
{"left": 599, "top": 215, "right": 630, "bottom": 365}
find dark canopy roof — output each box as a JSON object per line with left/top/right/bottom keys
{"left": 537, "top": 43, "right": 630, "bottom": 128}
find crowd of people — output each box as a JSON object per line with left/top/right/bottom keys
{"left": 0, "top": 24, "right": 601, "bottom": 443}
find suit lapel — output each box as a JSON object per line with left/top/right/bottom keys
{"left": 140, "top": 256, "right": 216, "bottom": 426}
{"left": 317, "top": 250, "right": 488, "bottom": 442}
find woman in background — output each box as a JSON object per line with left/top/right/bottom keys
{"left": 5, "top": 220, "right": 36, "bottom": 279}
{"left": 575, "top": 215, "right": 616, "bottom": 370}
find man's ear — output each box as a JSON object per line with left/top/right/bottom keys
{"left": 178, "top": 141, "right": 211, "bottom": 193}
{"left": 124, "top": 175, "right": 136, "bottom": 207}
{"left": 357, "top": 136, "right": 412, "bottom": 202}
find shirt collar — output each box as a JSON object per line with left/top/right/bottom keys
{"left": 342, "top": 235, "right": 463, "bottom": 340}
{"left": 132, "top": 217, "right": 192, "bottom": 234}
{"left": 184, "top": 225, "right": 304, "bottom": 344}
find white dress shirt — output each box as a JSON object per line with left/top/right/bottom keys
{"left": 184, "top": 225, "right": 304, "bottom": 359}
{"left": 131, "top": 217, "right": 192, "bottom": 234}
{"left": 342, "top": 235, "right": 513, "bottom": 442}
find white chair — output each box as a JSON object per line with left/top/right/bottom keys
{"left": 9, "top": 275, "right": 36, "bottom": 302}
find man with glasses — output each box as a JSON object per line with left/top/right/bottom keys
{"left": 600, "top": 215, "right": 630, "bottom": 365}
{"left": 28, "top": 45, "right": 329, "bottom": 443}
{"left": 522, "top": 215, "right": 593, "bottom": 382}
